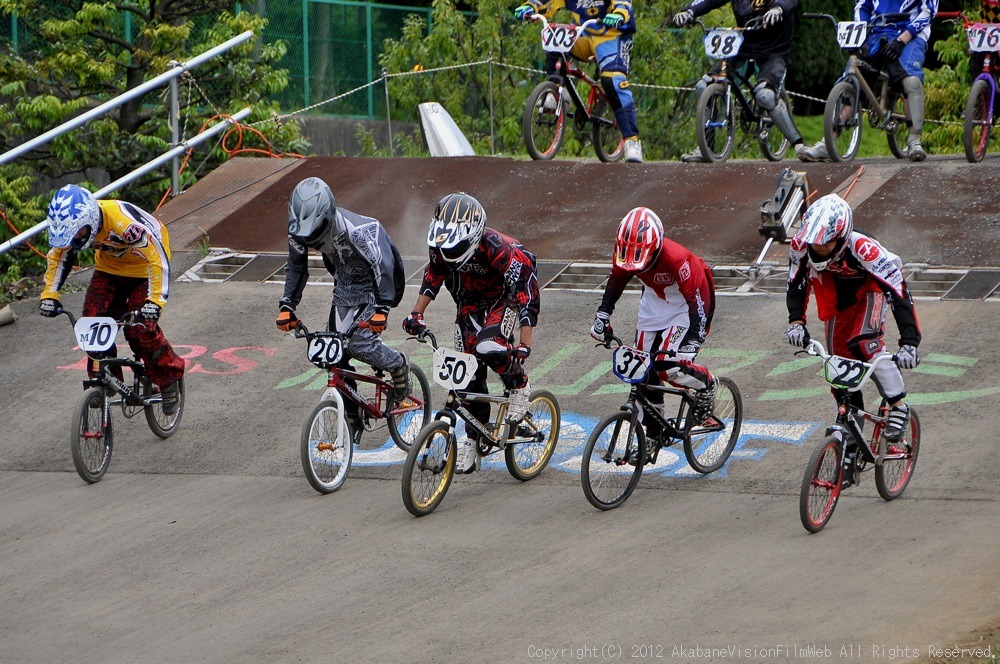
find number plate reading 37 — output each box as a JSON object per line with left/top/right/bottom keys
{"left": 541, "top": 23, "right": 580, "bottom": 53}
{"left": 703, "top": 29, "right": 743, "bottom": 59}
{"left": 967, "top": 24, "right": 1000, "bottom": 52}
{"left": 307, "top": 336, "right": 344, "bottom": 368}
{"left": 823, "top": 355, "right": 868, "bottom": 389}
{"left": 612, "top": 346, "right": 651, "bottom": 384}
{"left": 432, "top": 347, "right": 478, "bottom": 390}
{"left": 837, "top": 21, "right": 867, "bottom": 48}
{"left": 74, "top": 317, "right": 119, "bottom": 352}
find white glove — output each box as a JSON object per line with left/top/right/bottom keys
{"left": 674, "top": 343, "right": 700, "bottom": 363}
{"left": 672, "top": 9, "right": 694, "bottom": 27}
{"left": 896, "top": 345, "right": 920, "bottom": 370}
{"left": 589, "top": 312, "right": 612, "bottom": 342}
{"left": 762, "top": 6, "right": 783, "bottom": 27}
{"left": 786, "top": 322, "right": 808, "bottom": 347}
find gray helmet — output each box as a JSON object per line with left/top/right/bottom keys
{"left": 288, "top": 177, "right": 341, "bottom": 249}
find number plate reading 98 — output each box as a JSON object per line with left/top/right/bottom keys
{"left": 432, "top": 347, "right": 478, "bottom": 390}
{"left": 823, "top": 355, "right": 868, "bottom": 389}
{"left": 307, "top": 336, "right": 344, "bottom": 368}
{"left": 74, "top": 317, "right": 119, "bottom": 352}
{"left": 703, "top": 28, "right": 743, "bottom": 59}
{"left": 967, "top": 24, "right": 1000, "bottom": 52}
{"left": 541, "top": 23, "right": 580, "bottom": 53}
{"left": 612, "top": 345, "right": 651, "bottom": 384}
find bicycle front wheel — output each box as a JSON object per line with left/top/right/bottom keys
{"left": 402, "top": 421, "right": 456, "bottom": 517}
{"left": 799, "top": 436, "right": 843, "bottom": 533}
{"left": 581, "top": 411, "right": 644, "bottom": 510}
{"left": 824, "top": 80, "right": 862, "bottom": 162}
{"left": 885, "top": 91, "right": 907, "bottom": 160}
{"left": 591, "top": 97, "right": 624, "bottom": 162}
{"left": 874, "top": 406, "right": 920, "bottom": 500}
{"left": 300, "top": 399, "right": 353, "bottom": 494}
{"left": 387, "top": 365, "right": 432, "bottom": 452}
{"left": 505, "top": 388, "right": 560, "bottom": 481}
{"left": 522, "top": 81, "right": 567, "bottom": 160}
{"left": 759, "top": 90, "right": 790, "bottom": 161}
{"left": 695, "top": 81, "right": 735, "bottom": 162}
{"left": 683, "top": 377, "right": 743, "bottom": 474}
{"left": 963, "top": 79, "right": 993, "bottom": 163}
{"left": 144, "top": 377, "right": 184, "bottom": 439}
{"left": 71, "top": 387, "right": 113, "bottom": 484}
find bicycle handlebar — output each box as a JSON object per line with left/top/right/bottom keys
{"left": 801, "top": 338, "right": 899, "bottom": 368}
{"left": 597, "top": 334, "right": 689, "bottom": 364}
{"left": 528, "top": 14, "right": 600, "bottom": 32}
{"left": 60, "top": 308, "right": 145, "bottom": 328}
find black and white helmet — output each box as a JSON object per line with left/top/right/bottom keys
{"left": 288, "top": 177, "right": 342, "bottom": 251}
{"left": 427, "top": 192, "right": 486, "bottom": 267}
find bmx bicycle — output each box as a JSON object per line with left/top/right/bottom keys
{"left": 401, "top": 330, "right": 561, "bottom": 517}
{"left": 798, "top": 339, "right": 920, "bottom": 533}
{"left": 581, "top": 335, "right": 743, "bottom": 510}
{"left": 961, "top": 16, "right": 1000, "bottom": 162}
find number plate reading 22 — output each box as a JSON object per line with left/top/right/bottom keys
{"left": 74, "top": 317, "right": 119, "bottom": 352}
{"left": 541, "top": 23, "right": 581, "bottom": 53}
{"left": 823, "top": 355, "right": 868, "bottom": 389}
{"left": 432, "top": 347, "right": 478, "bottom": 390}
{"left": 612, "top": 346, "right": 652, "bottom": 384}
{"left": 307, "top": 336, "right": 344, "bottom": 368}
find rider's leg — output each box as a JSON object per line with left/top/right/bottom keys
{"left": 595, "top": 35, "right": 641, "bottom": 161}
{"left": 81, "top": 271, "right": 125, "bottom": 382}
{"left": 120, "top": 275, "right": 184, "bottom": 391}
{"left": 897, "top": 37, "right": 928, "bottom": 160}
{"left": 682, "top": 66, "right": 722, "bottom": 162}
{"left": 754, "top": 57, "right": 803, "bottom": 145}
{"left": 339, "top": 303, "right": 409, "bottom": 401}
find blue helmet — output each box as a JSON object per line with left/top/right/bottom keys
{"left": 46, "top": 184, "right": 101, "bottom": 250}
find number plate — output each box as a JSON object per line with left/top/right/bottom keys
{"left": 822, "top": 355, "right": 868, "bottom": 389}
{"left": 541, "top": 23, "right": 582, "bottom": 53}
{"left": 432, "top": 347, "right": 478, "bottom": 390}
{"left": 967, "top": 23, "right": 1000, "bottom": 53}
{"left": 836, "top": 21, "right": 867, "bottom": 49}
{"left": 703, "top": 28, "right": 744, "bottom": 59}
{"left": 612, "top": 346, "right": 652, "bottom": 384}
{"left": 74, "top": 317, "right": 119, "bottom": 352}
{"left": 307, "top": 336, "right": 344, "bottom": 368}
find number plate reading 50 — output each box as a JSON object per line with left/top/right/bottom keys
{"left": 432, "top": 347, "right": 478, "bottom": 390}
{"left": 837, "top": 21, "right": 867, "bottom": 48}
{"left": 541, "top": 23, "right": 581, "bottom": 53}
{"left": 967, "top": 24, "right": 1000, "bottom": 52}
{"left": 307, "top": 336, "right": 344, "bottom": 368}
{"left": 74, "top": 317, "right": 119, "bottom": 352}
{"left": 612, "top": 346, "right": 651, "bottom": 384}
{"left": 703, "top": 29, "right": 743, "bottom": 59}
{"left": 823, "top": 355, "right": 868, "bottom": 389}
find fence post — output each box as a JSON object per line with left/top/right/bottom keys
{"left": 11, "top": 14, "right": 18, "bottom": 53}
{"left": 488, "top": 54, "right": 495, "bottom": 156}
{"left": 168, "top": 61, "right": 181, "bottom": 197}
{"left": 383, "top": 68, "right": 394, "bottom": 156}
{"left": 302, "top": 0, "right": 310, "bottom": 108}
{"left": 367, "top": 3, "right": 375, "bottom": 119}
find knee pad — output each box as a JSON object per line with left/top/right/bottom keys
{"left": 753, "top": 81, "right": 777, "bottom": 112}
{"left": 901, "top": 76, "right": 923, "bottom": 97}
{"left": 694, "top": 73, "right": 712, "bottom": 97}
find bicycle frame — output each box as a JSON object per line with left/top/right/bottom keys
{"left": 533, "top": 16, "right": 612, "bottom": 128}
{"left": 973, "top": 53, "right": 1000, "bottom": 120}
{"left": 836, "top": 55, "right": 901, "bottom": 130}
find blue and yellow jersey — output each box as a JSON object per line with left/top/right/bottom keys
{"left": 525, "top": 0, "right": 636, "bottom": 35}
{"left": 42, "top": 200, "right": 173, "bottom": 307}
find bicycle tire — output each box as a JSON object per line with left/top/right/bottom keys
{"left": 591, "top": 96, "right": 625, "bottom": 162}
{"left": 758, "top": 90, "right": 791, "bottom": 161}
{"left": 522, "top": 81, "right": 567, "bottom": 160}
{"left": 144, "top": 377, "right": 184, "bottom": 439}
{"left": 874, "top": 406, "right": 920, "bottom": 500}
{"left": 387, "top": 365, "right": 432, "bottom": 452}
{"left": 300, "top": 399, "right": 353, "bottom": 494}
{"left": 695, "top": 81, "right": 735, "bottom": 162}
{"left": 402, "top": 420, "right": 456, "bottom": 516}
{"left": 505, "top": 388, "right": 560, "bottom": 481}
{"left": 799, "top": 435, "right": 843, "bottom": 533}
{"left": 963, "top": 78, "right": 993, "bottom": 163}
{"left": 71, "top": 387, "right": 113, "bottom": 484}
{"left": 683, "top": 376, "right": 743, "bottom": 474}
{"left": 823, "top": 80, "right": 862, "bottom": 162}
{"left": 885, "top": 91, "right": 907, "bottom": 160}
{"left": 581, "top": 411, "right": 644, "bottom": 510}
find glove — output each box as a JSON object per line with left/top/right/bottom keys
{"left": 514, "top": 4, "right": 534, "bottom": 21}
{"left": 589, "top": 312, "right": 612, "bottom": 342}
{"left": 402, "top": 311, "right": 427, "bottom": 336}
{"left": 674, "top": 343, "right": 701, "bottom": 363}
{"left": 39, "top": 298, "right": 61, "bottom": 318}
{"left": 602, "top": 12, "right": 625, "bottom": 29}
{"left": 276, "top": 305, "right": 299, "bottom": 332}
{"left": 139, "top": 301, "right": 162, "bottom": 321}
{"left": 366, "top": 305, "right": 390, "bottom": 334}
{"left": 672, "top": 9, "right": 694, "bottom": 27}
{"left": 896, "top": 344, "right": 920, "bottom": 370}
{"left": 512, "top": 343, "right": 531, "bottom": 366}
{"left": 786, "top": 322, "right": 809, "bottom": 347}
{"left": 762, "top": 6, "right": 783, "bottom": 27}
{"left": 879, "top": 38, "right": 904, "bottom": 60}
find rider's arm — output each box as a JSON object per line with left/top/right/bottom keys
{"left": 665, "top": 243, "right": 714, "bottom": 347}
{"left": 854, "top": 0, "right": 873, "bottom": 24}
{"left": 418, "top": 247, "right": 447, "bottom": 300}
{"left": 139, "top": 229, "right": 171, "bottom": 308}
{"left": 849, "top": 235, "right": 922, "bottom": 348}
{"left": 350, "top": 219, "right": 399, "bottom": 307}
{"left": 597, "top": 265, "right": 632, "bottom": 317}
{"left": 519, "top": 325, "right": 534, "bottom": 347}
{"left": 904, "top": 0, "right": 936, "bottom": 41}
{"left": 786, "top": 239, "right": 811, "bottom": 324}
{"left": 40, "top": 247, "right": 75, "bottom": 301}
{"left": 484, "top": 230, "right": 541, "bottom": 328}
{"left": 688, "top": 0, "right": 734, "bottom": 18}
{"left": 280, "top": 236, "right": 309, "bottom": 309}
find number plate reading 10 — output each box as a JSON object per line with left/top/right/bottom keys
{"left": 541, "top": 23, "right": 581, "bottom": 53}
{"left": 703, "top": 29, "right": 743, "bottom": 59}
{"left": 823, "top": 355, "right": 868, "bottom": 389}
{"left": 837, "top": 21, "right": 867, "bottom": 48}
{"left": 612, "top": 346, "right": 652, "bottom": 384}
{"left": 967, "top": 24, "right": 1000, "bottom": 52}
{"left": 74, "top": 317, "right": 119, "bottom": 352}
{"left": 432, "top": 347, "right": 478, "bottom": 390}
{"left": 307, "top": 336, "right": 344, "bottom": 368}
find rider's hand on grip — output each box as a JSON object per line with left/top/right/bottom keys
{"left": 276, "top": 305, "right": 299, "bottom": 332}
{"left": 896, "top": 344, "right": 920, "bottom": 370}
{"left": 589, "top": 311, "right": 612, "bottom": 343}
{"left": 674, "top": 343, "right": 700, "bottom": 363}
{"left": 672, "top": 9, "right": 694, "bottom": 27}
{"left": 511, "top": 343, "right": 531, "bottom": 366}
{"left": 514, "top": 4, "right": 534, "bottom": 21}
{"left": 139, "top": 300, "right": 162, "bottom": 321}
{"left": 402, "top": 311, "right": 426, "bottom": 336}
{"left": 762, "top": 6, "right": 783, "bottom": 27}
{"left": 602, "top": 12, "right": 625, "bottom": 29}
{"left": 786, "top": 322, "right": 809, "bottom": 347}
{"left": 879, "top": 38, "right": 904, "bottom": 60}
{"left": 367, "top": 305, "right": 390, "bottom": 334}
{"left": 39, "top": 298, "right": 61, "bottom": 318}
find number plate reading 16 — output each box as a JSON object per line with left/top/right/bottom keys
{"left": 307, "top": 336, "right": 344, "bottom": 368}
{"left": 967, "top": 24, "right": 1000, "bottom": 52}
{"left": 823, "top": 355, "right": 868, "bottom": 389}
{"left": 837, "top": 21, "right": 867, "bottom": 48}
{"left": 612, "top": 345, "right": 652, "bottom": 384}
{"left": 541, "top": 23, "right": 581, "bottom": 53}
{"left": 74, "top": 317, "right": 119, "bottom": 352}
{"left": 432, "top": 347, "right": 478, "bottom": 390}
{"left": 703, "top": 28, "right": 743, "bottom": 59}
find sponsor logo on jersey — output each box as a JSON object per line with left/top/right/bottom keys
{"left": 854, "top": 237, "right": 881, "bottom": 262}
{"left": 653, "top": 271, "right": 675, "bottom": 285}
{"left": 122, "top": 223, "right": 146, "bottom": 244}
{"left": 679, "top": 260, "right": 692, "bottom": 282}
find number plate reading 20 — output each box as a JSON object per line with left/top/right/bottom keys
{"left": 823, "top": 355, "right": 868, "bottom": 389}
{"left": 612, "top": 346, "right": 652, "bottom": 384}
{"left": 703, "top": 29, "right": 743, "bottom": 59}
{"left": 307, "top": 336, "right": 344, "bottom": 368}
{"left": 541, "top": 23, "right": 580, "bottom": 53}
{"left": 967, "top": 24, "right": 1000, "bottom": 52}
{"left": 74, "top": 317, "right": 119, "bottom": 352}
{"left": 432, "top": 347, "right": 478, "bottom": 390}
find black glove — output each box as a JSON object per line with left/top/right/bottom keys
{"left": 512, "top": 343, "right": 531, "bottom": 366}
{"left": 402, "top": 311, "right": 427, "bottom": 336}
{"left": 880, "top": 38, "right": 904, "bottom": 60}
{"left": 276, "top": 304, "right": 299, "bottom": 332}
{"left": 39, "top": 298, "right": 61, "bottom": 318}
{"left": 366, "top": 305, "right": 390, "bottom": 334}
{"left": 139, "top": 300, "right": 162, "bottom": 321}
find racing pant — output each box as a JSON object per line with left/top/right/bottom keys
{"left": 635, "top": 326, "right": 714, "bottom": 428}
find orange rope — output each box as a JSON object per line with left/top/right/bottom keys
{"left": 842, "top": 165, "right": 866, "bottom": 199}
{"left": 1, "top": 206, "right": 47, "bottom": 259}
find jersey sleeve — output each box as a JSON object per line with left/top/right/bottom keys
{"left": 419, "top": 248, "right": 447, "bottom": 299}
{"left": 349, "top": 218, "right": 398, "bottom": 307}
{"left": 485, "top": 232, "right": 541, "bottom": 328}
{"left": 786, "top": 238, "right": 811, "bottom": 323}
{"left": 113, "top": 202, "right": 172, "bottom": 307}
{"left": 597, "top": 265, "right": 633, "bottom": 317}
{"left": 849, "top": 234, "right": 921, "bottom": 347}
{"left": 280, "top": 236, "right": 309, "bottom": 309}
{"left": 668, "top": 249, "right": 713, "bottom": 347}
{"left": 40, "top": 247, "right": 76, "bottom": 300}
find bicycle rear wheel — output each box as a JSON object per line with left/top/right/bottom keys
{"left": 505, "top": 388, "right": 560, "bottom": 481}
{"left": 695, "top": 81, "right": 735, "bottom": 162}
{"left": 683, "top": 377, "right": 743, "bottom": 474}
{"left": 300, "top": 399, "right": 353, "bottom": 494}
{"left": 799, "top": 435, "right": 843, "bottom": 533}
{"left": 758, "top": 90, "right": 790, "bottom": 161}
{"left": 874, "top": 405, "right": 920, "bottom": 500}
{"left": 71, "top": 387, "right": 113, "bottom": 484}
{"left": 387, "top": 365, "right": 432, "bottom": 452}
{"left": 522, "top": 81, "right": 567, "bottom": 160}
{"left": 591, "top": 97, "right": 624, "bottom": 162}
{"left": 823, "top": 80, "right": 862, "bottom": 162}
{"left": 144, "top": 377, "right": 184, "bottom": 439}
{"left": 402, "top": 421, "right": 456, "bottom": 516}
{"left": 581, "top": 411, "right": 644, "bottom": 510}
{"left": 963, "top": 79, "right": 993, "bottom": 163}
{"left": 885, "top": 91, "right": 907, "bottom": 160}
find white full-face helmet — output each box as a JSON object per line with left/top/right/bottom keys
{"left": 427, "top": 192, "right": 486, "bottom": 267}
{"left": 793, "top": 194, "right": 854, "bottom": 270}
{"left": 46, "top": 184, "right": 101, "bottom": 250}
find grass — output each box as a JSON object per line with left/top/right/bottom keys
{"left": 794, "top": 113, "right": 901, "bottom": 158}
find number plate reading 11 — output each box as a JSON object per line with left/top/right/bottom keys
{"left": 823, "top": 355, "right": 868, "bottom": 389}
{"left": 307, "top": 336, "right": 344, "bottom": 368}
{"left": 541, "top": 23, "right": 581, "bottom": 53}
{"left": 837, "top": 21, "right": 867, "bottom": 48}
{"left": 703, "top": 28, "right": 743, "bottom": 59}
{"left": 74, "top": 317, "right": 119, "bottom": 352}
{"left": 612, "top": 346, "right": 652, "bottom": 384}
{"left": 432, "top": 347, "right": 478, "bottom": 390}
{"left": 967, "top": 24, "right": 1000, "bottom": 52}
